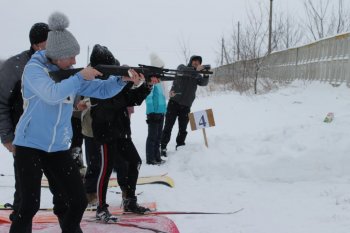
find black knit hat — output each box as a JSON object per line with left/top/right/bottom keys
{"left": 189, "top": 55, "right": 202, "bottom": 64}
{"left": 90, "top": 44, "right": 120, "bottom": 67}
{"left": 29, "top": 22, "right": 50, "bottom": 45}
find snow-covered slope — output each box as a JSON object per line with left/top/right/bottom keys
{"left": 1, "top": 81, "right": 350, "bottom": 233}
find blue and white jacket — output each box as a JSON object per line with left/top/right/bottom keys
{"left": 13, "top": 50, "right": 126, "bottom": 152}
{"left": 145, "top": 83, "right": 167, "bottom": 114}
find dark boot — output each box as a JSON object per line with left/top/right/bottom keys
{"left": 58, "top": 214, "right": 83, "bottom": 233}
{"left": 160, "top": 148, "right": 167, "bottom": 157}
{"left": 123, "top": 197, "right": 150, "bottom": 214}
{"left": 96, "top": 204, "right": 117, "bottom": 223}
{"left": 175, "top": 143, "right": 185, "bottom": 150}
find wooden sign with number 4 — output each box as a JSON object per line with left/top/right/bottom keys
{"left": 188, "top": 109, "right": 215, "bottom": 147}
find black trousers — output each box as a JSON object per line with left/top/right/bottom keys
{"left": 11, "top": 154, "right": 21, "bottom": 215}
{"left": 10, "top": 146, "right": 87, "bottom": 233}
{"left": 161, "top": 100, "right": 190, "bottom": 149}
{"left": 11, "top": 156, "right": 32, "bottom": 233}
{"left": 84, "top": 136, "right": 101, "bottom": 194}
{"left": 11, "top": 154, "right": 71, "bottom": 233}
{"left": 97, "top": 138, "right": 141, "bottom": 207}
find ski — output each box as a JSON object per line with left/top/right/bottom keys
{"left": 0, "top": 202, "right": 157, "bottom": 212}
{"left": 1, "top": 202, "right": 242, "bottom": 215}
{"left": 0, "top": 203, "right": 98, "bottom": 211}
{"left": 117, "top": 208, "right": 244, "bottom": 216}
{"left": 41, "top": 174, "right": 175, "bottom": 188}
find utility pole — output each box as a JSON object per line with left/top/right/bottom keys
{"left": 268, "top": 0, "right": 273, "bottom": 54}
{"left": 237, "top": 21, "right": 240, "bottom": 61}
{"left": 221, "top": 37, "right": 224, "bottom": 66}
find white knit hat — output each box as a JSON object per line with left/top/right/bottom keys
{"left": 150, "top": 53, "right": 165, "bottom": 68}
{"left": 46, "top": 12, "right": 80, "bottom": 59}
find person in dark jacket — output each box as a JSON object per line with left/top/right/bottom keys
{"left": 0, "top": 23, "right": 49, "bottom": 152}
{"left": 0, "top": 22, "right": 73, "bottom": 232}
{"left": 89, "top": 44, "right": 159, "bottom": 222}
{"left": 160, "top": 55, "right": 209, "bottom": 156}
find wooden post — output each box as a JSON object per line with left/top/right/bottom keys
{"left": 202, "top": 128, "right": 208, "bottom": 148}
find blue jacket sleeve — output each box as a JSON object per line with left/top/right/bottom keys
{"left": 23, "top": 64, "right": 83, "bottom": 105}
{"left": 78, "top": 75, "right": 126, "bottom": 99}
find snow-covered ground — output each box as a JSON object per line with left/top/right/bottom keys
{"left": 1, "top": 80, "right": 350, "bottom": 233}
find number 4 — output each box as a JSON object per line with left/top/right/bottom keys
{"left": 199, "top": 115, "right": 207, "bottom": 127}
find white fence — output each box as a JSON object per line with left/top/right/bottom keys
{"left": 213, "top": 32, "right": 350, "bottom": 86}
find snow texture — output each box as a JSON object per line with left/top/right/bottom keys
{"left": 1, "top": 81, "right": 350, "bottom": 233}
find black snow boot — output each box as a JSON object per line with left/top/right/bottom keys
{"left": 123, "top": 197, "right": 150, "bottom": 214}
{"left": 160, "top": 148, "right": 167, "bottom": 157}
{"left": 58, "top": 215, "right": 83, "bottom": 233}
{"left": 96, "top": 204, "right": 117, "bottom": 223}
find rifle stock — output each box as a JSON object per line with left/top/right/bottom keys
{"left": 49, "top": 64, "right": 213, "bottom": 83}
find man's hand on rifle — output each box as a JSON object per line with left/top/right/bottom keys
{"left": 196, "top": 65, "right": 205, "bottom": 71}
{"left": 169, "top": 90, "right": 181, "bottom": 97}
{"left": 79, "top": 67, "right": 103, "bottom": 81}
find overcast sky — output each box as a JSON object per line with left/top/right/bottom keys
{"left": 1, "top": 0, "right": 308, "bottom": 68}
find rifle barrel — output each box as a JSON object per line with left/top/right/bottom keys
{"left": 49, "top": 65, "right": 213, "bottom": 83}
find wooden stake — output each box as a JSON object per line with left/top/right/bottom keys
{"left": 202, "top": 128, "right": 208, "bottom": 148}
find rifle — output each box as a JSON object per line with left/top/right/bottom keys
{"left": 49, "top": 64, "right": 213, "bottom": 83}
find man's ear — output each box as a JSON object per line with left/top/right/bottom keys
{"left": 31, "top": 43, "right": 41, "bottom": 51}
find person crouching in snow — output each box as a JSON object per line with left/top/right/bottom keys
{"left": 89, "top": 44, "right": 160, "bottom": 222}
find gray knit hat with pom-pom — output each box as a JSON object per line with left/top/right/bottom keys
{"left": 46, "top": 12, "right": 80, "bottom": 59}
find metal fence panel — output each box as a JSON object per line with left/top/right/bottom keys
{"left": 213, "top": 32, "right": 350, "bottom": 86}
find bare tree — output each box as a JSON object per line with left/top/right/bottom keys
{"left": 304, "top": 0, "right": 350, "bottom": 40}
{"left": 178, "top": 36, "right": 191, "bottom": 65}
{"left": 214, "top": 2, "right": 308, "bottom": 94}
{"left": 242, "top": 7, "right": 268, "bottom": 60}
{"left": 214, "top": 3, "right": 270, "bottom": 94}
{"left": 281, "top": 16, "right": 304, "bottom": 49}
{"left": 219, "top": 37, "right": 231, "bottom": 65}
{"left": 329, "top": 0, "right": 350, "bottom": 34}
{"left": 272, "top": 13, "right": 304, "bottom": 50}
{"left": 242, "top": 5, "right": 269, "bottom": 94}
{"left": 214, "top": 25, "right": 240, "bottom": 67}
